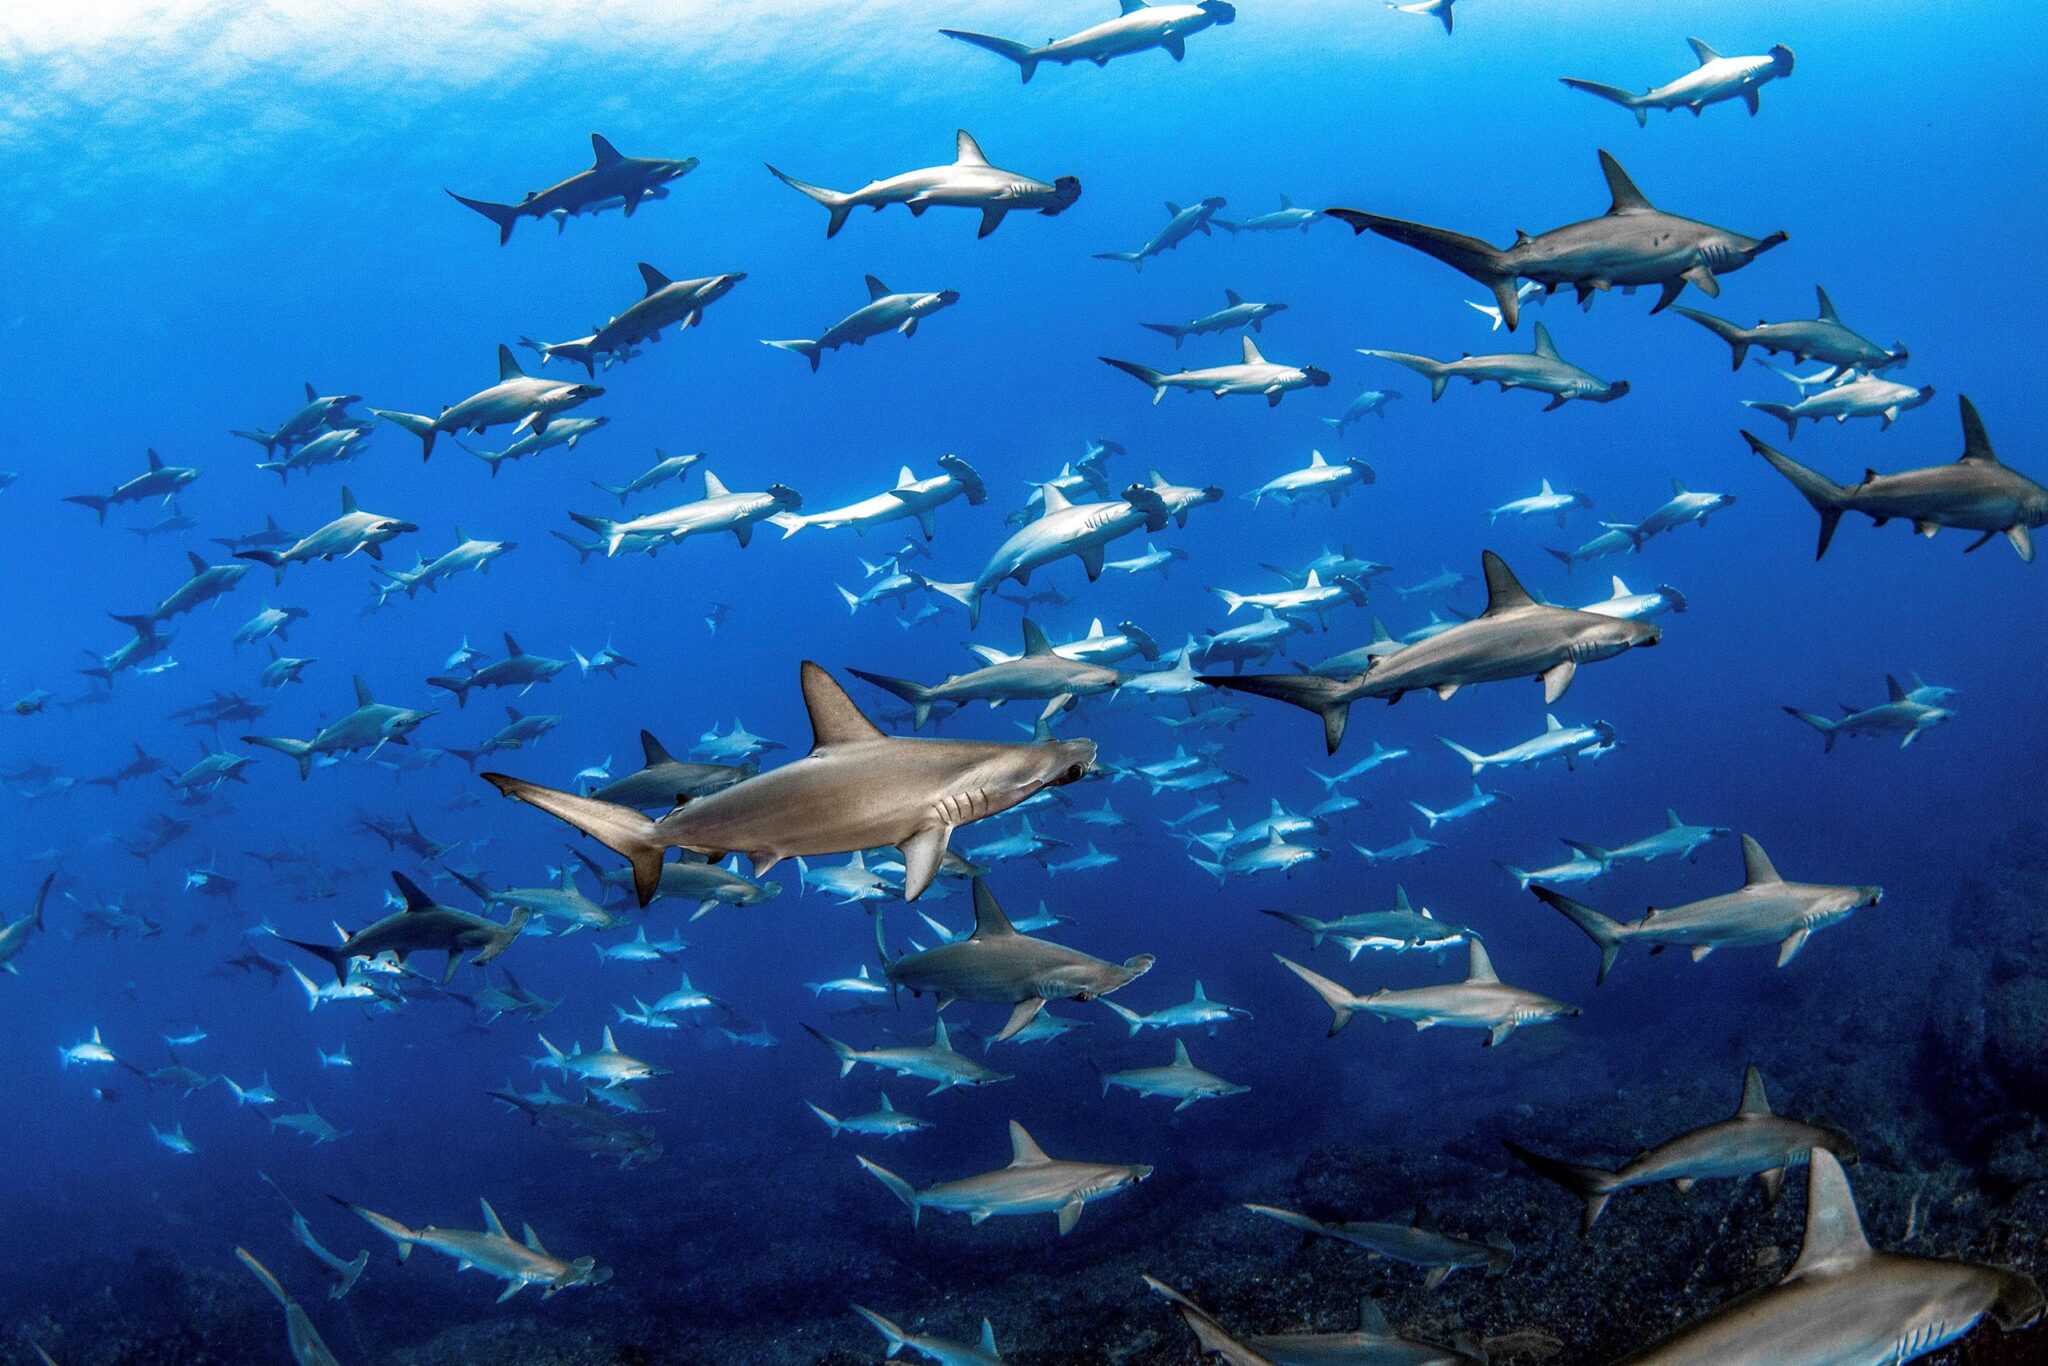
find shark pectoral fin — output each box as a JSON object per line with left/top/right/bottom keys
{"left": 1423, "top": 1265, "right": 1452, "bottom": 1292}
{"left": 1173, "top": 1095, "right": 1199, "bottom": 1113}
{"left": 1077, "top": 544, "right": 1107, "bottom": 581}
{"left": 1757, "top": 1166, "right": 1787, "bottom": 1207}
{"left": 1541, "top": 394, "right": 1569, "bottom": 412}
{"left": 496, "top": 1282, "right": 523, "bottom": 1303}
{"left": 1776, "top": 928, "right": 1810, "bottom": 967}
{"left": 994, "top": 998, "right": 1047, "bottom": 1042}
{"left": 1682, "top": 264, "right": 1721, "bottom": 298}
{"left": 897, "top": 827, "right": 951, "bottom": 902}
{"left": 1689, "top": 944, "right": 1714, "bottom": 962}
{"left": 2007, "top": 525, "right": 2036, "bottom": 561}
{"left": 1056, "top": 1199, "right": 1084, "bottom": 1236}
{"left": 1485, "top": 1020, "right": 1516, "bottom": 1047}
{"left": 1541, "top": 660, "right": 1576, "bottom": 704}
{"left": 978, "top": 206, "right": 1007, "bottom": 238}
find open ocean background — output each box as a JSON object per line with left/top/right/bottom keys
{"left": 1, "top": 1, "right": 2044, "bottom": 1361}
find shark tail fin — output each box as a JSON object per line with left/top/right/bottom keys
{"left": 844, "top": 669, "right": 937, "bottom": 730}
{"left": 1559, "top": 78, "right": 1649, "bottom": 126}
{"left": 424, "top": 674, "right": 474, "bottom": 708}
{"left": 939, "top": 29, "right": 1040, "bottom": 83}
{"left": 1361, "top": 350, "right": 1455, "bottom": 402}
{"left": 851, "top": 1305, "right": 916, "bottom": 1354}
{"left": 334, "top": 1199, "right": 417, "bottom": 1261}
{"left": 1742, "top": 431, "right": 1848, "bottom": 558}
{"left": 565, "top": 511, "right": 627, "bottom": 558}
{"left": 1100, "top": 998, "right": 1145, "bottom": 1037}
{"left": 368, "top": 408, "right": 438, "bottom": 461}
{"left": 1438, "top": 737, "right": 1488, "bottom": 776}
{"left": 1100, "top": 356, "right": 1168, "bottom": 403}
{"left": 802, "top": 1024, "right": 860, "bottom": 1078}
{"left": 234, "top": 1247, "right": 294, "bottom": 1309}
{"left": 333, "top": 1250, "right": 369, "bottom": 1299}
{"left": 856, "top": 1157, "right": 920, "bottom": 1226}
{"left": 1140, "top": 322, "right": 1186, "bottom": 349}
{"left": 1783, "top": 706, "right": 1840, "bottom": 753}
{"left": 244, "top": 735, "right": 316, "bottom": 781}
{"left": 1259, "top": 908, "right": 1326, "bottom": 946}
{"left": 1203, "top": 672, "right": 1355, "bottom": 755}
{"left": 805, "top": 1102, "right": 843, "bottom": 1135}
{"left": 1503, "top": 1141, "right": 1619, "bottom": 1233}
{"left": 64, "top": 494, "right": 112, "bottom": 524}
{"left": 1329, "top": 210, "right": 1522, "bottom": 327}
{"left": 278, "top": 935, "right": 352, "bottom": 986}
{"left": 446, "top": 189, "right": 521, "bottom": 245}
{"left": 1528, "top": 885, "right": 1625, "bottom": 985}
{"left": 1273, "top": 954, "right": 1361, "bottom": 1035}
{"left": 1143, "top": 1276, "right": 1264, "bottom": 1361}
{"left": 762, "top": 338, "right": 823, "bottom": 372}
{"left": 1669, "top": 306, "right": 1751, "bottom": 370}
{"left": 765, "top": 164, "right": 854, "bottom": 238}
{"left": 479, "top": 775, "right": 666, "bottom": 905}
{"left": 1741, "top": 400, "right": 1802, "bottom": 443}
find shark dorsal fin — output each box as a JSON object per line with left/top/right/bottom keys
{"left": 1038, "top": 482, "right": 1075, "bottom": 514}
{"left": 954, "top": 129, "right": 990, "bottom": 165}
{"left": 1539, "top": 479, "right": 1555, "bottom": 494}
{"left": 1086, "top": 619, "right": 1106, "bottom": 638}
{"left": 640, "top": 730, "right": 674, "bottom": 765}
{"left": 1394, "top": 885, "right": 1413, "bottom": 913}
{"left": 353, "top": 676, "right": 374, "bottom": 707}
{"left": 980, "top": 1321, "right": 998, "bottom": 1355}
{"left": 1358, "top": 1298, "right": 1391, "bottom": 1334}
{"left": 930, "top": 1016, "right": 954, "bottom": 1051}
{"left": 1599, "top": 151, "right": 1654, "bottom": 214}
{"left": 1530, "top": 322, "right": 1561, "bottom": 359}
{"left": 391, "top": 872, "right": 435, "bottom": 913}
{"left": 1119, "top": 0, "right": 1150, "bottom": 11}
{"left": 864, "top": 275, "right": 892, "bottom": 301}
{"left": 502, "top": 632, "right": 523, "bottom": 658}
{"left": 1019, "top": 619, "right": 1057, "bottom": 657}
{"left": 1240, "top": 335, "right": 1267, "bottom": 365}
{"left": 1480, "top": 551, "right": 1537, "bottom": 616}
{"left": 701, "top": 470, "right": 730, "bottom": 498}
{"left": 146, "top": 448, "right": 164, "bottom": 471}
{"left": 601, "top": 1025, "right": 620, "bottom": 1052}
{"left": 1544, "top": 714, "right": 1563, "bottom": 731}
{"left": 971, "top": 880, "right": 1019, "bottom": 938}
{"left": 895, "top": 465, "right": 917, "bottom": 488}
{"left": 1191, "top": 980, "right": 1209, "bottom": 1000}
{"left": 185, "top": 549, "right": 207, "bottom": 576}
{"left": 1223, "top": 287, "right": 1243, "bottom": 306}
{"left": 478, "top": 1198, "right": 508, "bottom": 1238}
{"left": 872, "top": 1091, "right": 895, "bottom": 1111}
{"left": 590, "top": 133, "right": 623, "bottom": 167}
{"left": 1008, "top": 1120, "right": 1051, "bottom": 1165}
{"left": 1958, "top": 396, "right": 1998, "bottom": 463}
{"left": 637, "top": 262, "right": 672, "bottom": 295}
{"left": 800, "top": 662, "right": 885, "bottom": 750}
{"left": 1738, "top": 1065, "right": 1773, "bottom": 1116}
{"left": 522, "top": 1223, "right": 549, "bottom": 1255}
{"left": 496, "top": 344, "right": 525, "bottom": 382}
{"left": 1740, "top": 835, "right": 1781, "bottom": 885}
{"left": 1465, "top": 938, "right": 1500, "bottom": 983}
{"left": 339, "top": 486, "right": 359, "bottom": 514}
{"left": 1885, "top": 675, "right": 1909, "bottom": 703}
{"left": 1814, "top": 285, "right": 1841, "bottom": 323}
{"left": 1686, "top": 37, "right": 1722, "bottom": 65}
{"left": 1171, "top": 1038, "right": 1192, "bottom": 1067}
{"left": 1610, "top": 575, "right": 1630, "bottom": 598}
{"left": 1788, "top": 1150, "right": 1870, "bottom": 1279}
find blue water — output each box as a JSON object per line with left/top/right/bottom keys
{"left": 2, "top": 2, "right": 2044, "bottom": 1361}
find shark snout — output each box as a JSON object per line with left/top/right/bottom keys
{"left": 1303, "top": 366, "right": 1333, "bottom": 388}
{"left": 1044, "top": 177, "right": 1083, "bottom": 215}
{"left": 568, "top": 384, "right": 606, "bottom": 400}
{"left": 1201, "top": 1, "right": 1238, "bottom": 21}
{"left": 1991, "top": 1269, "right": 2046, "bottom": 1331}
{"left": 1857, "top": 885, "right": 1884, "bottom": 907}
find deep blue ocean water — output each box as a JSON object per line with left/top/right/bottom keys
{"left": 2, "top": 2, "right": 2045, "bottom": 1361}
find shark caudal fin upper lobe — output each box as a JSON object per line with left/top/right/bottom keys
{"left": 856, "top": 1156, "right": 921, "bottom": 1226}
{"left": 1100, "top": 357, "right": 1168, "bottom": 403}
{"left": 425, "top": 674, "right": 475, "bottom": 708}
{"left": 446, "top": 190, "right": 522, "bottom": 245}
{"left": 1503, "top": 1141, "right": 1622, "bottom": 1232}
{"left": 277, "top": 935, "right": 353, "bottom": 986}
{"left": 1669, "top": 307, "right": 1753, "bottom": 370}
{"left": 939, "top": 30, "right": 1041, "bottom": 83}
{"left": 762, "top": 338, "right": 823, "bottom": 371}
{"left": 765, "top": 165, "right": 854, "bottom": 238}
{"left": 481, "top": 774, "right": 668, "bottom": 906}
{"left": 1558, "top": 78, "right": 1649, "bottom": 126}
{"left": 1359, "top": 350, "right": 1454, "bottom": 402}
{"left": 1140, "top": 323, "right": 1188, "bottom": 349}
{"left": 1328, "top": 210, "right": 1523, "bottom": 328}
{"left": 1528, "top": 885, "right": 1625, "bottom": 984}
{"left": 1742, "top": 430, "right": 1849, "bottom": 558}
{"left": 369, "top": 409, "right": 439, "bottom": 461}
{"left": 63, "top": 494, "right": 112, "bottom": 524}
{"left": 844, "top": 668, "right": 938, "bottom": 730}
{"left": 1202, "top": 672, "right": 1357, "bottom": 754}
{"left": 243, "top": 735, "right": 317, "bottom": 780}
{"left": 1784, "top": 707, "right": 1840, "bottom": 752}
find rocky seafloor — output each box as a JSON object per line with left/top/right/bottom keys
{"left": 12, "top": 821, "right": 2048, "bottom": 1365}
